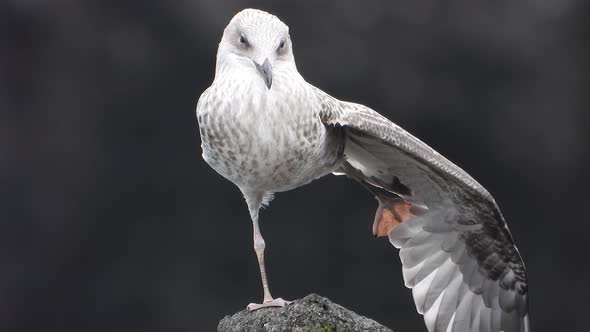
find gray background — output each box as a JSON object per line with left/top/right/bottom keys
{"left": 1, "top": 0, "right": 588, "bottom": 331}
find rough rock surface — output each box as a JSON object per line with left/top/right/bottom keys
{"left": 217, "top": 294, "right": 393, "bottom": 332}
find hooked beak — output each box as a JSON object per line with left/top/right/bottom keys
{"left": 254, "top": 58, "right": 273, "bottom": 89}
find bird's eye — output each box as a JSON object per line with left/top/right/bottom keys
{"left": 279, "top": 40, "right": 285, "bottom": 49}
{"left": 239, "top": 34, "right": 248, "bottom": 45}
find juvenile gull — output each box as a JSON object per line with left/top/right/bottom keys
{"left": 196, "top": 8, "right": 529, "bottom": 332}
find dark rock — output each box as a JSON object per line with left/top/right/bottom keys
{"left": 217, "top": 294, "right": 393, "bottom": 332}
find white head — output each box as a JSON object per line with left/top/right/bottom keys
{"left": 215, "top": 9, "right": 296, "bottom": 89}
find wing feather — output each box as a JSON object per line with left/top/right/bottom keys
{"left": 480, "top": 306, "right": 492, "bottom": 332}
{"left": 406, "top": 249, "right": 448, "bottom": 287}
{"left": 470, "top": 299, "right": 482, "bottom": 332}
{"left": 413, "top": 267, "right": 438, "bottom": 314}
{"left": 317, "top": 89, "right": 529, "bottom": 332}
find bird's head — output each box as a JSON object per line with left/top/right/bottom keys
{"left": 215, "top": 9, "right": 295, "bottom": 90}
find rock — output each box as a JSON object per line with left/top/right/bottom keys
{"left": 217, "top": 294, "right": 393, "bottom": 332}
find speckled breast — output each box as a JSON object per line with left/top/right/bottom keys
{"left": 197, "top": 81, "right": 343, "bottom": 193}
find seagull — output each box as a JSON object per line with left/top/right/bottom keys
{"left": 196, "top": 8, "right": 529, "bottom": 332}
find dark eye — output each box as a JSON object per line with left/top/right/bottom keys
{"left": 239, "top": 34, "right": 248, "bottom": 45}
{"left": 279, "top": 40, "right": 285, "bottom": 49}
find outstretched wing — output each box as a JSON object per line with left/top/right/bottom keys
{"left": 317, "top": 89, "right": 529, "bottom": 332}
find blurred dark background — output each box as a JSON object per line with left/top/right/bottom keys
{"left": 1, "top": 0, "right": 588, "bottom": 331}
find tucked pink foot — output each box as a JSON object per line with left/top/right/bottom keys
{"left": 247, "top": 297, "right": 291, "bottom": 311}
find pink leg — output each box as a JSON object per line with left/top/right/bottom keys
{"left": 246, "top": 207, "right": 290, "bottom": 311}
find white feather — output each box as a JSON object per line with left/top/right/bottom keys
{"left": 500, "top": 309, "right": 521, "bottom": 332}
{"left": 389, "top": 220, "right": 422, "bottom": 248}
{"left": 423, "top": 219, "right": 454, "bottom": 233}
{"left": 407, "top": 249, "right": 448, "bottom": 286}
{"left": 469, "top": 267, "right": 486, "bottom": 294}
{"left": 403, "top": 260, "right": 426, "bottom": 286}
{"left": 523, "top": 315, "right": 530, "bottom": 332}
{"left": 491, "top": 305, "right": 501, "bottom": 332}
{"left": 401, "top": 233, "right": 446, "bottom": 267}
{"left": 412, "top": 267, "right": 439, "bottom": 314}
{"left": 499, "top": 287, "right": 516, "bottom": 312}
{"left": 501, "top": 269, "right": 516, "bottom": 288}
{"left": 434, "top": 272, "right": 463, "bottom": 331}
{"left": 515, "top": 293, "right": 528, "bottom": 316}
{"left": 424, "top": 288, "right": 445, "bottom": 332}
{"left": 470, "top": 299, "right": 482, "bottom": 332}
{"left": 452, "top": 287, "right": 474, "bottom": 332}
{"left": 480, "top": 306, "right": 491, "bottom": 332}
{"left": 424, "top": 258, "right": 458, "bottom": 311}
{"left": 446, "top": 312, "right": 456, "bottom": 332}
{"left": 440, "top": 232, "right": 460, "bottom": 252}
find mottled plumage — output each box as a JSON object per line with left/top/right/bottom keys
{"left": 196, "top": 8, "right": 529, "bottom": 331}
